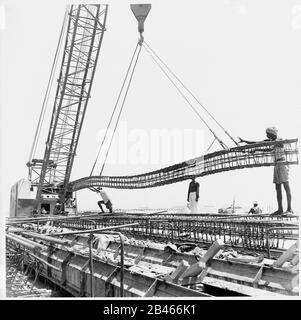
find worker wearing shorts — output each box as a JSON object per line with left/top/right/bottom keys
{"left": 267, "top": 127, "right": 292, "bottom": 215}
{"left": 239, "top": 126, "right": 293, "bottom": 215}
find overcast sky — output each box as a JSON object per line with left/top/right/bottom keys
{"left": 1, "top": 0, "right": 301, "bottom": 216}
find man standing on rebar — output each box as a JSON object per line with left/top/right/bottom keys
{"left": 187, "top": 177, "right": 200, "bottom": 213}
{"left": 239, "top": 127, "right": 292, "bottom": 216}
{"left": 97, "top": 187, "right": 113, "bottom": 214}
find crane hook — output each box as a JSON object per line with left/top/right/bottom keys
{"left": 130, "top": 3, "right": 151, "bottom": 44}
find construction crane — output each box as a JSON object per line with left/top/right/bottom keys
{"left": 10, "top": 4, "right": 298, "bottom": 217}
{"left": 10, "top": 4, "right": 108, "bottom": 217}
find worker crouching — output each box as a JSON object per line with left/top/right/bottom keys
{"left": 97, "top": 187, "right": 113, "bottom": 214}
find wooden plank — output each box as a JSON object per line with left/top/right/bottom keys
{"left": 170, "top": 260, "right": 189, "bottom": 280}
{"left": 104, "top": 267, "right": 119, "bottom": 297}
{"left": 200, "top": 240, "right": 224, "bottom": 263}
{"left": 180, "top": 240, "right": 224, "bottom": 280}
{"left": 290, "top": 254, "right": 299, "bottom": 266}
{"left": 79, "top": 259, "right": 90, "bottom": 296}
{"left": 61, "top": 252, "right": 74, "bottom": 285}
{"left": 206, "top": 264, "right": 298, "bottom": 294}
{"left": 273, "top": 241, "right": 299, "bottom": 268}
{"left": 180, "top": 261, "right": 206, "bottom": 279}
{"left": 144, "top": 279, "right": 158, "bottom": 297}
{"left": 202, "top": 277, "right": 285, "bottom": 297}
{"left": 252, "top": 265, "right": 264, "bottom": 288}
{"left": 227, "top": 254, "right": 264, "bottom": 264}
{"left": 164, "top": 260, "right": 189, "bottom": 284}
{"left": 134, "top": 247, "right": 146, "bottom": 264}
{"left": 197, "top": 266, "right": 211, "bottom": 282}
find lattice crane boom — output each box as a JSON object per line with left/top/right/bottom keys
{"left": 28, "top": 4, "right": 108, "bottom": 210}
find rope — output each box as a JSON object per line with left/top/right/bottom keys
{"left": 90, "top": 43, "right": 140, "bottom": 176}
{"left": 206, "top": 137, "right": 217, "bottom": 152}
{"left": 99, "top": 43, "right": 143, "bottom": 176}
{"left": 28, "top": 7, "right": 69, "bottom": 163}
{"left": 142, "top": 43, "right": 228, "bottom": 150}
{"left": 143, "top": 41, "right": 239, "bottom": 147}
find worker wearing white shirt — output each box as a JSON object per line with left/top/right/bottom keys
{"left": 97, "top": 187, "right": 113, "bottom": 213}
{"left": 187, "top": 177, "right": 200, "bottom": 213}
{"left": 248, "top": 202, "right": 262, "bottom": 214}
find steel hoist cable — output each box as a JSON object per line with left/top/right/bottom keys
{"left": 142, "top": 43, "right": 227, "bottom": 150}
{"left": 143, "top": 41, "right": 239, "bottom": 148}
{"left": 99, "top": 43, "right": 143, "bottom": 176}
{"left": 90, "top": 43, "right": 140, "bottom": 176}
{"left": 90, "top": 42, "right": 143, "bottom": 178}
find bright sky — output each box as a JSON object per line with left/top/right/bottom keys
{"left": 1, "top": 0, "right": 301, "bottom": 216}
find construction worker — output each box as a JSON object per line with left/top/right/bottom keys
{"left": 97, "top": 187, "right": 113, "bottom": 214}
{"left": 187, "top": 177, "right": 200, "bottom": 213}
{"left": 239, "top": 127, "right": 293, "bottom": 216}
{"left": 248, "top": 202, "right": 262, "bottom": 214}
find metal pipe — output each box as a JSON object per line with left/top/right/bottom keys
{"left": 6, "top": 234, "right": 37, "bottom": 251}
{"left": 8, "top": 233, "right": 47, "bottom": 250}
{"left": 49, "top": 222, "right": 138, "bottom": 236}
{"left": 266, "top": 230, "right": 271, "bottom": 259}
{"left": 6, "top": 213, "right": 99, "bottom": 224}
{"left": 79, "top": 230, "right": 125, "bottom": 296}
{"left": 27, "top": 252, "right": 61, "bottom": 272}
{"left": 19, "top": 231, "right": 72, "bottom": 246}
{"left": 88, "top": 233, "right": 94, "bottom": 297}
{"left": 6, "top": 234, "right": 47, "bottom": 251}
{"left": 97, "top": 231, "right": 125, "bottom": 297}
{"left": 119, "top": 233, "right": 124, "bottom": 297}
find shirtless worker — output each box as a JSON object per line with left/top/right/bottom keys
{"left": 239, "top": 127, "right": 293, "bottom": 216}
{"left": 97, "top": 187, "right": 113, "bottom": 214}
{"left": 187, "top": 177, "right": 200, "bottom": 213}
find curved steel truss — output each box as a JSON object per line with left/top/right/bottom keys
{"left": 68, "top": 139, "right": 298, "bottom": 191}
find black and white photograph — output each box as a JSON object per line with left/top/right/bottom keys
{"left": 0, "top": 0, "right": 300, "bottom": 303}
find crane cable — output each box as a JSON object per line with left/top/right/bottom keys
{"left": 90, "top": 41, "right": 143, "bottom": 178}
{"left": 142, "top": 43, "right": 228, "bottom": 150}
{"left": 143, "top": 41, "right": 239, "bottom": 148}
{"left": 28, "top": 7, "right": 69, "bottom": 164}
{"left": 90, "top": 43, "right": 140, "bottom": 176}
{"left": 99, "top": 43, "right": 143, "bottom": 176}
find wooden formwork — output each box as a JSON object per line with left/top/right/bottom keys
{"left": 6, "top": 229, "right": 299, "bottom": 297}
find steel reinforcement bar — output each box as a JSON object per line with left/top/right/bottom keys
{"left": 68, "top": 139, "right": 298, "bottom": 191}
{"left": 79, "top": 211, "right": 299, "bottom": 223}
{"left": 52, "top": 216, "right": 299, "bottom": 252}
